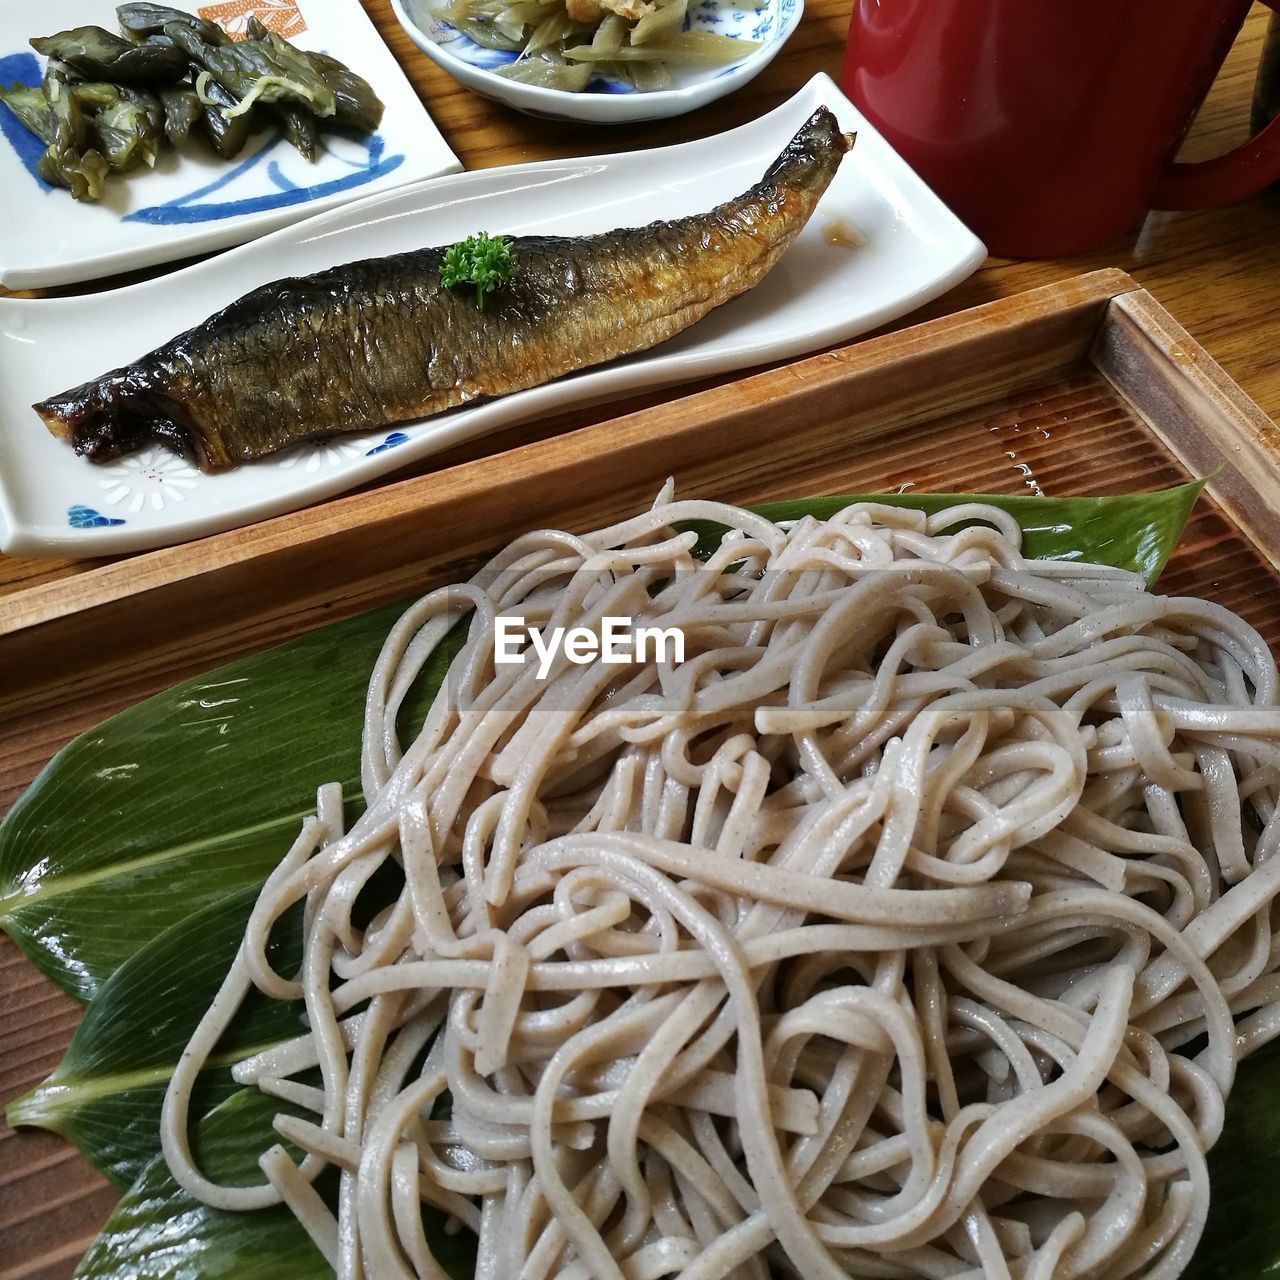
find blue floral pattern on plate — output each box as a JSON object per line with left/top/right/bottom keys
{"left": 68, "top": 505, "right": 126, "bottom": 529}
{"left": 366, "top": 431, "right": 411, "bottom": 455}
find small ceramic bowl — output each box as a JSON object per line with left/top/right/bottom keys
{"left": 390, "top": 0, "right": 802, "bottom": 123}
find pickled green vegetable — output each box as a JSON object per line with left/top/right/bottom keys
{"left": 134, "top": 83, "right": 166, "bottom": 135}
{"left": 272, "top": 101, "right": 318, "bottom": 160}
{"left": 116, "top": 3, "right": 228, "bottom": 46}
{"left": 31, "top": 25, "right": 187, "bottom": 85}
{"left": 86, "top": 85, "right": 164, "bottom": 171}
{"left": 563, "top": 29, "right": 760, "bottom": 63}
{"left": 43, "top": 58, "right": 83, "bottom": 90}
{"left": 198, "top": 76, "right": 257, "bottom": 159}
{"left": 231, "top": 16, "right": 384, "bottom": 133}
{"left": 165, "top": 23, "right": 335, "bottom": 119}
{"left": 494, "top": 54, "right": 593, "bottom": 90}
{"left": 0, "top": 83, "right": 55, "bottom": 144}
{"left": 33, "top": 74, "right": 108, "bottom": 201}
{"left": 36, "top": 146, "right": 109, "bottom": 200}
{"left": 305, "top": 51, "right": 384, "bottom": 132}
{"left": 243, "top": 16, "right": 316, "bottom": 158}
{"left": 67, "top": 81, "right": 121, "bottom": 110}
{"left": 444, "top": 0, "right": 751, "bottom": 92}
{"left": 35, "top": 81, "right": 109, "bottom": 199}
{"left": 158, "top": 83, "right": 200, "bottom": 146}
{"left": 11, "top": 4, "right": 385, "bottom": 204}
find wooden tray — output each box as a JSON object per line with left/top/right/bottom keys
{"left": 4, "top": 266, "right": 1280, "bottom": 1280}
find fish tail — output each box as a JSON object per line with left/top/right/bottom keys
{"left": 33, "top": 369, "right": 196, "bottom": 466}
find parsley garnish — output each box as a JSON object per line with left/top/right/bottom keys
{"left": 439, "top": 232, "right": 516, "bottom": 309}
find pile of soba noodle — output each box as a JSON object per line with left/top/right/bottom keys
{"left": 162, "top": 491, "right": 1280, "bottom": 1280}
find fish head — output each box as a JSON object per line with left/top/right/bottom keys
{"left": 762, "top": 107, "right": 855, "bottom": 196}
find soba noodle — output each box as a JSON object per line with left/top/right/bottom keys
{"left": 162, "top": 492, "right": 1280, "bottom": 1279}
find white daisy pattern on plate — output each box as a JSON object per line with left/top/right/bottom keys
{"left": 97, "top": 449, "right": 201, "bottom": 513}
{"left": 277, "top": 439, "right": 368, "bottom": 473}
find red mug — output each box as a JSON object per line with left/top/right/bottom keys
{"left": 839, "top": 0, "right": 1280, "bottom": 257}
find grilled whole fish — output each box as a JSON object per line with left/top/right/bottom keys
{"left": 34, "top": 108, "right": 852, "bottom": 472}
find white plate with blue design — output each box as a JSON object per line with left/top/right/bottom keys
{"left": 0, "top": 74, "right": 986, "bottom": 557}
{"left": 391, "top": 0, "right": 800, "bottom": 123}
{"left": 0, "top": 0, "right": 460, "bottom": 291}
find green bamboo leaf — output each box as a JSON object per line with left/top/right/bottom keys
{"left": 73, "top": 1087, "right": 476, "bottom": 1280}
{"left": 738, "top": 480, "right": 1206, "bottom": 585}
{"left": 0, "top": 486, "right": 1201, "bottom": 1008}
{"left": 72, "top": 1088, "right": 332, "bottom": 1280}
{"left": 1185, "top": 1039, "right": 1280, "bottom": 1278}
{"left": 0, "top": 603, "right": 462, "bottom": 1002}
{"left": 7, "top": 885, "right": 304, "bottom": 1188}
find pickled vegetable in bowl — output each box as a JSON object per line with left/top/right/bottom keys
{"left": 438, "top": 0, "right": 755, "bottom": 94}
{"left": 392, "top": 0, "right": 802, "bottom": 123}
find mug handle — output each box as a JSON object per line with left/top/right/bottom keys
{"left": 1152, "top": 0, "right": 1280, "bottom": 209}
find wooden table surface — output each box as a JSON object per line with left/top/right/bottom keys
{"left": 4, "top": 4, "right": 1280, "bottom": 1279}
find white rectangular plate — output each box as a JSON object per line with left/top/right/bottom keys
{"left": 0, "top": 0, "right": 460, "bottom": 289}
{"left": 0, "top": 74, "right": 986, "bottom": 557}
